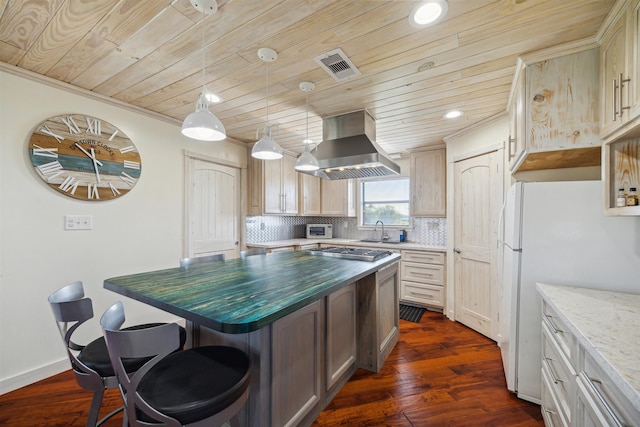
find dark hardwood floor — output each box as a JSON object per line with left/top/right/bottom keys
{"left": 0, "top": 311, "right": 543, "bottom": 426}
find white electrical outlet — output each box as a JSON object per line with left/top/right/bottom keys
{"left": 65, "top": 215, "right": 93, "bottom": 230}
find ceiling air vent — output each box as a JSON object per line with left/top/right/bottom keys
{"left": 314, "top": 48, "right": 361, "bottom": 81}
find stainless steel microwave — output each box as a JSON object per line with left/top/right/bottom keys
{"left": 306, "top": 224, "right": 332, "bottom": 239}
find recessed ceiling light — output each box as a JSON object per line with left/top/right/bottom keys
{"left": 444, "top": 110, "right": 463, "bottom": 119}
{"left": 409, "top": 0, "right": 448, "bottom": 28}
{"left": 203, "top": 90, "right": 222, "bottom": 104}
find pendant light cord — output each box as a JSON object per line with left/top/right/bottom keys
{"left": 201, "top": 10, "right": 206, "bottom": 93}
{"left": 265, "top": 60, "right": 270, "bottom": 125}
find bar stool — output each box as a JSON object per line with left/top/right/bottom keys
{"left": 240, "top": 247, "right": 267, "bottom": 258}
{"left": 48, "top": 281, "right": 186, "bottom": 427}
{"left": 179, "top": 253, "right": 225, "bottom": 267}
{"left": 101, "top": 302, "right": 250, "bottom": 427}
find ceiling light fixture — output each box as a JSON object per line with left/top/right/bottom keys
{"left": 444, "top": 110, "right": 463, "bottom": 119}
{"left": 252, "top": 47, "right": 283, "bottom": 160}
{"left": 409, "top": 0, "right": 448, "bottom": 28}
{"left": 295, "top": 82, "right": 319, "bottom": 172}
{"left": 181, "top": 0, "right": 226, "bottom": 141}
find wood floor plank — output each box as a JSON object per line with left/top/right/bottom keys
{"left": 0, "top": 311, "right": 543, "bottom": 426}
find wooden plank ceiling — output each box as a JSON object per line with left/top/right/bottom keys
{"left": 0, "top": 0, "right": 615, "bottom": 156}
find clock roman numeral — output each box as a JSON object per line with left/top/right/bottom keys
{"left": 40, "top": 125, "right": 65, "bottom": 143}
{"left": 109, "top": 130, "right": 120, "bottom": 141}
{"left": 119, "top": 145, "right": 135, "bottom": 153}
{"left": 59, "top": 116, "right": 81, "bottom": 134}
{"left": 37, "top": 160, "right": 64, "bottom": 180}
{"left": 109, "top": 183, "right": 121, "bottom": 196}
{"left": 59, "top": 176, "right": 79, "bottom": 195}
{"left": 120, "top": 171, "right": 136, "bottom": 187}
{"left": 88, "top": 183, "right": 100, "bottom": 199}
{"left": 123, "top": 160, "right": 140, "bottom": 170}
{"left": 85, "top": 117, "right": 101, "bottom": 135}
{"left": 32, "top": 144, "right": 58, "bottom": 158}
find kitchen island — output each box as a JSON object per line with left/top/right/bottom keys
{"left": 105, "top": 250, "right": 401, "bottom": 427}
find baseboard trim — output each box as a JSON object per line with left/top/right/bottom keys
{"left": 0, "top": 359, "right": 69, "bottom": 395}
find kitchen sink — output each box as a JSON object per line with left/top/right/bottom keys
{"left": 356, "top": 239, "right": 403, "bottom": 244}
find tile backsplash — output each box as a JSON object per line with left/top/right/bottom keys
{"left": 246, "top": 216, "right": 446, "bottom": 247}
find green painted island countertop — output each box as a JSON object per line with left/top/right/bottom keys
{"left": 104, "top": 250, "right": 401, "bottom": 334}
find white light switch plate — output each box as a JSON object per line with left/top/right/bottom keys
{"left": 65, "top": 215, "right": 93, "bottom": 230}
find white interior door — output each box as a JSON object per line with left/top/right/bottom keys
{"left": 186, "top": 157, "right": 240, "bottom": 260}
{"left": 453, "top": 150, "right": 500, "bottom": 340}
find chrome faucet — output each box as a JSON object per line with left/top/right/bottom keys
{"left": 374, "top": 220, "right": 387, "bottom": 242}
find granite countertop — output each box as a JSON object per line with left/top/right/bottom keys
{"left": 105, "top": 250, "right": 401, "bottom": 334}
{"left": 536, "top": 283, "right": 640, "bottom": 412}
{"left": 248, "top": 238, "right": 446, "bottom": 252}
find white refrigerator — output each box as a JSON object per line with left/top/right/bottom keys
{"left": 498, "top": 180, "right": 640, "bottom": 404}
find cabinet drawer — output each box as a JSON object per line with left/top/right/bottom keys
{"left": 401, "top": 262, "right": 444, "bottom": 285}
{"left": 580, "top": 351, "right": 640, "bottom": 426}
{"left": 402, "top": 250, "right": 444, "bottom": 265}
{"left": 401, "top": 282, "right": 443, "bottom": 308}
{"left": 542, "top": 301, "right": 576, "bottom": 366}
{"left": 541, "top": 322, "right": 576, "bottom": 424}
{"left": 541, "top": 365, "right": 569, "bottom": 427}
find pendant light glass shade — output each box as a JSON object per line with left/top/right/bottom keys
{"left": 181, "top": 1, "right": 226, "bottom": 142}
{"left": 252, "top": 125, "right": 283, "bottom": 160}
{"left": 295, "top": 149, "right": 319, "bottom": 171}
{"left": 182, "top": 92, "right": 226, "bottom": 141}
{"left": 295, "top": 81, "right": 319, "bottom": 171}
{"left": 252, "top": 48, "right": 282, "bottom": 160}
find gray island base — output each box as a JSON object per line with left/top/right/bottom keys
{"left": 104, "top": 251, "right": 401, "bottom": 427}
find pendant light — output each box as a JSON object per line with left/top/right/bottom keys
{"left": 252, "top": 47, "right": 283, "bottom": 160}
{"left": 181, "top": 0, "right": 226, "bottom": 141}
{"left": 295, "top": 82, "right": 319, "bottom": 171}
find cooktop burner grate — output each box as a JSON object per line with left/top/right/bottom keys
{"left": 307, "top": 246, "right": 393, "bottom": 262}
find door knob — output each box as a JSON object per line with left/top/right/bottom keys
{"left": 453, "top": 248, "right": 461, "bottom": 254}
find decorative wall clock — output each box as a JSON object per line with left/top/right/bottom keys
{"left": 28, "top": 114, "right": 141, "bottom": 201}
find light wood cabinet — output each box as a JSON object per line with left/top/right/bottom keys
{"left": 326, "top": 283, "right": 357, "bottom": 396}
{"left": 600, "top": 0, "right": 640, "bottom": 140}
{"left": 508, "top": 47, "right": 601, "bottom": 172}
{"left": 356, "top": 262, "right": 399, "bottom": 373}
{"left": 601, "top": 1, "right": 640, "bottom": 216}
{"left": 410, "top": 147, "right": 445, "bottom": 217}
{"left": 299, "top": 173, "right": 321, "bottom": 215}
{"left": 400, "top": 250, "right": 446, "bottom": 309}
{"left": 248, "top": 152, "right": 298, "bottom": 215}
{"left": 320, "top": 179, "right": 356, "bottom": 216}
{"left": 271, "top": 300, "right": 323, "bottom": 427}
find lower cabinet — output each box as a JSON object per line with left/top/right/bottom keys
{"left": 272, "top": 300, "right": 323, "bottom": 427}
{"left": 325, "top": 283, "right": 357, "bottom": 399}
{"left": 400, "top": 250, "right": 446, "bottom": 309}
{"left": 540, "top": 297, "right": 640, "bottom": 427}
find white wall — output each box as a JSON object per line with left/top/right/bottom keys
{"left": 0, "top": 71, "right": 247, "bottom": 393}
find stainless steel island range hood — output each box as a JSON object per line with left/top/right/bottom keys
{"left": 300, "top": 110, "right": 400, "bottom": 180}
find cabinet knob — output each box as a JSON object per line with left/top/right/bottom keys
{"left": 453, "top": 248, "right": 461, "bottom": 254}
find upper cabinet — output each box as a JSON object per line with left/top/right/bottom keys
{"left": 248, "top": 152, "right": 298, "bottom": 215}
{"left": 508, "top": 46, "right": 601, "bottom": 172}
{"left": 600, "top": 0, "right": 640, "bottom": 140}
{"left": 410, "top": 147, "right": 445, "bottom": 217}
{"left": 321, "top": 179, "right": 356, "bottom": 217}
{"left": 299, "top": 173, "right": 321, "bottom": 216}
{"left": 600, "top": 0, "right": 640, "bottom": 215}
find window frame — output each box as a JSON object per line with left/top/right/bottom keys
{"left": 356, "top": 175, "right": 412, "bottom": 230}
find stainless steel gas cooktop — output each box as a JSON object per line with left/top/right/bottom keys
{"left": 307, "top": 246, "right": 393, "bottom": 262}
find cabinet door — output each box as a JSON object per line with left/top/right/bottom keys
{"left": 326, "top": 284, "right": 356, "bottom": 390}
{"left": 247, "top": 154, "right": 263, "bottom": 216}
{"left": 509, "top": 67, "right": 527, "bottom": 169}
{"left": 282, "top": 153, "right": 298, "bottom": 214}
{"left": 299, "top": 173, "right": 321, "bottom": 215}
{"left": 600, "top": 12, "right": 629, "bottom": 136}
{"left": 527, "top": 49, "right": 600, "bottom": 150}
{"left": 630, "top": 0, "right": 640, "bottom": 118}
{"left": 263, "top": 157, "right": 283, "bottom": 214}
{"left": 271, "top": 300, "right": 323, "bottom": 427}
{"left": 321, "top": 179, "right": 348, "bottom": 215}
{"left": 377, "top": 263, "right": 399, "bottom": 366}
{"left": 410, "top": 148, "right": 445, "bottom": 217}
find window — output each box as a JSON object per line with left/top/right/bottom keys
{"left": 360, "top": 178, "right": 410, "bottom": 227}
